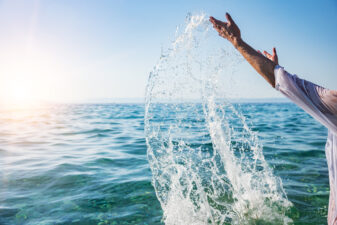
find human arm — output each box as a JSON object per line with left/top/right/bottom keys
{"left": 209, "top": 13, "right": 277, "bottom": 87}
{"left": 274, "top": 66, "right": 337, "bottom": 133}
{"left": 210, "top": 13, "right": 337, "bottom": 131}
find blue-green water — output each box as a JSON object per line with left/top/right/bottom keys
{"left": 0, "top": 103, "right": 329, "bottom": 224}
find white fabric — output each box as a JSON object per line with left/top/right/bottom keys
{"left": 274, "top": 65, "right": 337, "bottom": 225}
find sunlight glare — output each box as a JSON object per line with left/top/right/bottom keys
{"left": 1, "top": 78, "right": 41, "bottom": 109}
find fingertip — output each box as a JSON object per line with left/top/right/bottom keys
{"left": 225, "top": 12, "right": 233, "bottom": 23}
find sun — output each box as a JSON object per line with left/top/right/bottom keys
{"left": 8, "top": 83, "right": 32, "bottom": 103}
{"left": 1, "top": 78, "right": 40, "bottom": 109}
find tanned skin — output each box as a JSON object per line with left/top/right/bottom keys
{"left": 209, "top": 13, "right": 278, "bottom": 88}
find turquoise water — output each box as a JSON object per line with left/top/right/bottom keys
{"left": 0, "top": 103, "right": 329, "bottom": 224}
{"left": 0, "top": 12, "right": 331, "bottom": 225}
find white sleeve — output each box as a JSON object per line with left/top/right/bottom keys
{"left": 274, "top": 65, "right": 337, "bottom": 134}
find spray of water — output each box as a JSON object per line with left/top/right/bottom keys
{"left": 145, "top": 13, "right": 293, "bottom": 225}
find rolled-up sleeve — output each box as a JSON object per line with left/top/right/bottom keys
{"left": 274, "top": 65, "right": 337, "bottom": 134}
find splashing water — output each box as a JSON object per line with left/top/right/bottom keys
{"left": 145, "top": 13, "right": 293, "bottom": 225}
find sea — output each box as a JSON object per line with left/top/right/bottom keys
{"left": 0, "top": 102, "right": 329, "bottom": 225}
{"left": 0, "top": 13, "right": 331, "bottom": 225}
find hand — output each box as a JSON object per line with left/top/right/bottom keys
{"left": 209, "top": 13, "right": 241, "bottom": 45}
{"left": 258, "top": 47, "right": 278, "bottom": 65}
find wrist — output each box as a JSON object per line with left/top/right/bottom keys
{"left": 232, "top": 37, "right": 243, "bottom": 48}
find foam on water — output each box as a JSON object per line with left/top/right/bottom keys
{"left": 145, "top": 13, "right": 293, "bottom": 225}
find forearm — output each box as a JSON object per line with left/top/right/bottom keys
{"left": 233, "top": 38, "right": 276, "bottom": 88}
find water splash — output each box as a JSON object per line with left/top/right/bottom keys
{"left": 145, "top": 13, "right": 292, "bottom": 225}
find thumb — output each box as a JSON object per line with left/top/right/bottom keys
{"left": 273, "top": 47, "right": 277, "bottom": 56}
{"left": 226, "top": 13, "right": 234, "bottom": 25}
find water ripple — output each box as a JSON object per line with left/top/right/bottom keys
{"left": 0, "top": 103, "right": 330, "bottom": 224}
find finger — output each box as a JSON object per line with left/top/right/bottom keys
{"left": 211, "top": 16, "right": 227, "bottom": 27}
{"left": 263, "top": 51, "right": 272, "bottom": 58}
{"left": 214, "top": 27, "right": 222, "bottom": 34}
{"left": 209, "top": 16, "right": 218, "bottom": 23}
{"left": 273, "top": 47, "right": 279, "bottom": 64}
{"left": 214, "top": 25, "right": 224, "bottom": 34}
{"left": 213, "top": 24, "right": 221, "bottom": 31}
{"left": 212, "top": 21, "right": 220, "bottom": 29}
{"left": 226, "top": 13, "right": 234, "bottom": 25}
{"left": 213, "top": 22, "right": 228, "bottom": 34}
{"left": 221, "top": 27, "right": 229, "bottom": 35}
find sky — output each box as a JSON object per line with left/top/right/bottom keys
{"left": 0, "top": 0, "right": 336, "bottom": 104}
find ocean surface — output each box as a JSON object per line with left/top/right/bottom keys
{"left": 0, "top": 103, "right": 329, "bottom": 225}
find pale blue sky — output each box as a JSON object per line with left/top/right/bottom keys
{"left": 0, "top": 0, "right": 336, "bottom": 103}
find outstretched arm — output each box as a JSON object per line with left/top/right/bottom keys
{"left": 210, "top": 13, "right": 278, "bottom": 88}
